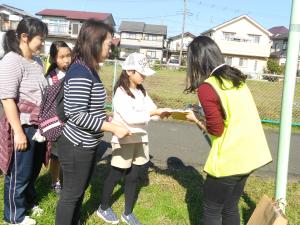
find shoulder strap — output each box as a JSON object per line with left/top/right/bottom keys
{"left": 49, "top": 69, "right": 59, "bottom": 84}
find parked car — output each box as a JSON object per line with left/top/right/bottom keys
{"left": 167, "top": 58, "right": 180, "bottom": 67}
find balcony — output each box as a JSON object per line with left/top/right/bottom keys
{"left": 47, "top": 24, "right": 69, "bottom": 36}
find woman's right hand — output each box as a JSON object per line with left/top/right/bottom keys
{"left": 113, "top": 124, "right": 131, "bottom": 139}
{"left": 14, "top": 130, "right": 28, "bottom": 151}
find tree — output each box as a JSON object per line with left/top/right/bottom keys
{"left": 267, "top": 59, "right": 284, "bottom": 75}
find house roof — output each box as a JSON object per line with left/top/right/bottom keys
{"left": 168, "top": 32, "right": 196, "bottom": 40}
{"left": 36, "top": 9, "right": 114, "bottom": 24}
{"left": 0, "top": 4, "right": 35, "bottom": 18}
{"left": 119, "top": 21, "right": 167, "bottom": 35}
{"left": 269, "top": 26, "right": 288, "bottom": 37}
{"left": 201, "top": 15, "right": 272, "bottom": 36}
{"left": 272, "top": 32, "right": 288, "bottom": 40}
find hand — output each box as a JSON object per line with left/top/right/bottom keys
{"left": 14, "top": 130, "right": 28, "bottom": 151}
{"left": 152, "top": 108, "right": 171, "bottom": 119}
{"left": 185, "top": 111, "right": 198, "bottom": 123}
{"left": 113, "top": 124, "right": 131, "bottom": 139}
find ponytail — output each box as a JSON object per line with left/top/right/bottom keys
{"left": 3, "top": 30, "right": 22, "bottom": 55}
{"left": 3, "top": 17, "right": 48, "bottom": 56}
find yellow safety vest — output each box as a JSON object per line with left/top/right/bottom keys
{"left": 204, "top": 76, "right": 272, "bottom": 177}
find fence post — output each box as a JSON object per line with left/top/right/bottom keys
{"left": 275, "top": 0, "right": 300, "bottom": 211}
{"left": 111, "top": 58, "right": 118, "bottom": 110}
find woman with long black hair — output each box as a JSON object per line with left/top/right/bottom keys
{"left": 185, "top": 36, "right": 272, "bottom": 225}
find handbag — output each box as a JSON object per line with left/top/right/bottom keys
{"left": 246, "top": 195, "right": 288, "bottom": 225}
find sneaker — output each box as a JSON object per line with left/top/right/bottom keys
{"left": 51, "top": 181, "right": 62, "bottom": 195}
{"left": 96, "top": 206, "right": 120, "bottom": 224}
{"left": 31, "top": 205, "right": 44, "bottom": 217}
{"left": 5, "top": 216, "right": 36, "bottom": 225}
{"left": 121, "top": 213, "right": 141, "bottom": 225}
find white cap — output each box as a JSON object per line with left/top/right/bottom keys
{"left": 122, "top": 52, "right": 155, "bottom": 76}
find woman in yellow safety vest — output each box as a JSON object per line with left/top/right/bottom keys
{"left": 185, "top": 36, "right": 272, "bottom": 225}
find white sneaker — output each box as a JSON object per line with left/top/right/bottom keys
{"left": 5, "top": 216, "right": 36, "bottom": 225}
{"left": 31, "top": 205, "right": 44, "bottom": 217}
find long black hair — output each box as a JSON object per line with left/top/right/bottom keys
{"left": 3, "top": 17, "right": 48, "bottom": 56}
{"left": 185, "top": 35, "right": 246, "bottom": 93}
{"left": 46, "top": 41, "right": 71, "bottom": 76}
{"left": 114, "top": 70, "right": 146, "bottom": 98}
{"left": 72, "top": 19, "right": 114, "bottom": 72}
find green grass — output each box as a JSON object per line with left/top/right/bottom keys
{"left": 1, "top": 162, "right": 300, "bottom": 225}
{"left": 100, "top": 65, "right": 300, "bottom": 125}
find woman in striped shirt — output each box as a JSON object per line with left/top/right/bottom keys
{"left": 55, "top": 19, "right": 130, "bottom": 225}
{"left": 0, "top": 18, "right": 48, "bottom": 225}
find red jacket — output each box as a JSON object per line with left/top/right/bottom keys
{"left": 0, "top": 100, "right": 50, "bottom": 174}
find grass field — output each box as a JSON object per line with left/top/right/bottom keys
{"left": 100, "top": 64, "right": 300, "bottom": 125}
{"left": 1, "top": 160, "right": 300, "bottom": 225}
{"left": 1, "top": 64, "right": 300, "bottom": 224}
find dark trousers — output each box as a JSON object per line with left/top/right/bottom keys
{"left": 55, "top": 134, "right": 97, "bottom": 225}
{"left": 4, "top": 126, "right": 45, "bottom": 223}
{"left": 101, "top": 165, "right": 141, "bottom": 215}
{"left": 203, "top": 174, "right": 249, "bottom": 225}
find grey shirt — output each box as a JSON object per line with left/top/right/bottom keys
{"left": 0, "top": 51, "right": 48, "bottom": 124}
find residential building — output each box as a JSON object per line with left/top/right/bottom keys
{"left": 0, "top": 4, "right": 34, "bottom": 31}
{"left": 118, "top": 21, "right": 167, "bottom": 61}
{"left": 269, "top": 26, "right": 300, "bottom": 74}
{"left": 36, "top": 9, "right": 115, "bottom": 54}
{"left": 166, "top": 32, "right": 195, "bottom": 62}
{"left": 0, "top": 31, "right": 5, "bottom": 58}
{"left": 202, "top": 15, "right": 272, "bottom": 77}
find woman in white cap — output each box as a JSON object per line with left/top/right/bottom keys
{"left": 96, "top": 52, "right": 170, "bottom": 225}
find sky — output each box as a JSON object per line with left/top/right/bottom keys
{"left": 1, "top": 0, "right": 293, "bottom": 37}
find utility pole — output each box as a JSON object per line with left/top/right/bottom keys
{"left": 275, "top": 0, "right": 300, "bottom": 212}
{"left": 179, "top": 0, "right": 187, "bottom": 66}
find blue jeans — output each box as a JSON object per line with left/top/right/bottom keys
{"left": 4, "top": 126, "right": 45, "bottom": 224}
{"left": 203, "top": 174, "right": 249, "bottom": 225}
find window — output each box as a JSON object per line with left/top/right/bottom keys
{"left": 72, "top": 24, "right": 80, "bottom": 35}
{"left": 47, "top": 19, "right": 69, "bottom": 35}
{"left": 283, "top": 41, "right": 287, "bottom": 50}
{"left": 122, "top": 33, "right": 137, "bottom": 39}
{"left": 224, "top": 56, "right": 232, "bottom": 66}
{"left": 239, "top": 58, "right": 248, "bottom": 67}
{"left": 254, "top": 60, "right": 258, "bottom": 71}
{"left": 248, "top": 34, "right": 260, "bottom": 44}
{"left": 274, "top": 43, "right": 278, "bottom": 52}
{"left": 146, "top": 50, "right": 156, "bottom": 58}
{"left": 144, "top": 34, "right": 158, "bottom": 41}
{"left": 223, "top": 32, "right": 235, "bottom": 41}
{"left": 128, "top": 33, "right": 137, "bottom": 39}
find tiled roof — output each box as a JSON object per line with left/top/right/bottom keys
{"left": 119, "top": 21, "right": 167, "bottom": 35}
{"left": 269, "top": 26, "right": 288, "bottom": 36}
{"left": 36, "top": 9, "right": 111, "bottom": 21}
{"left": 168, "top": 32, "right": 196, "bottom": 40}
{"left": 0, "top": 4, "right": 35, "bottom": 17}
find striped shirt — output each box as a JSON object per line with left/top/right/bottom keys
{"left": 0, "top": 51, "right": 47, "bottom": 124}
{"left": 63, "top": 62, "right": 107, "bottom": 148}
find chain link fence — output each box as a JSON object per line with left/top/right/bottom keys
{"left": 102, "top": 60, "right": 300, "bottom": 127}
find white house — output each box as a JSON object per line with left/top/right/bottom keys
{"left": 167, "top": 32, "right": 195, "bottom": 61}
{"left": 36, "top": 9, "right": 115, "bottom": 54}
{"left": 0, "top": 4, "right": 35, "bottom": 31}
{"left": 118, "top": 21, "right": 167, "bottom": 61}
{"left": 202, "top": 15, "right": 272, "bottom": 76}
